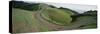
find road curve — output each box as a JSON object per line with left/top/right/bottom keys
{"left": 34, "top": 11, "right": 96, "bottom": 31}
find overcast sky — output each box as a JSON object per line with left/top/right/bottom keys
{"left": 45, "top": 3, "right": 97, "bottom": 13}
{"left": 14, "top": 0, "right": 97, "bottom": 13}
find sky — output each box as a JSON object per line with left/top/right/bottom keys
{"left": 45, "top": 3, "right": 97, "bottom": 13}
{"left": 14, "top": 0, "right": 97, "bottom": 13}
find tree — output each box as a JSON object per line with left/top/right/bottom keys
{"left": 12, "top": 1, "right": 40, "bottom": 11}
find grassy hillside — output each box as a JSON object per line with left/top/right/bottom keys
{"left": 12, "top": 8, "right": 49, "bottom": 33}
{"left": 12, "top": 8, "right": 37, "bottom": 32}
{"left": 12, "top": 2, "right": 97, "bottom": 33}
{"left": 12, "top": 5, "right": 73, "bottom": 32}
{"left": 41, "top": 8, "right": 72, "bottom": 26}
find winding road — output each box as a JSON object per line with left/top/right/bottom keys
{"left": 33, "top": 4, "right": 96, "bottom": 31}
{"left": 34, "top": 10, "right": 96, "bottom": 31}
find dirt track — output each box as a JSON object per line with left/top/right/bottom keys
{"left": 33, "top": 11, "right": 96, "bottom": 31}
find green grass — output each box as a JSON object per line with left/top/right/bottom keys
{"left": 74, "top": 16, "right": 97, "bottom": 29}
{"left": 12, "top": 8, "right": 37, "bottom": 32}
{"left": 12, "top": 6, "right": 97, "bottom": 33}
{"left": 60, "top": 9, "right": 74, "bottom": 15}
{"left": 41, "top": 8, "right": 72, "bottom": 25}
{"left": 12, "top": 8, "right": 49, "bottom": 32}
{"left": 79, "top": 22, "right": 97, "bottom": 29}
